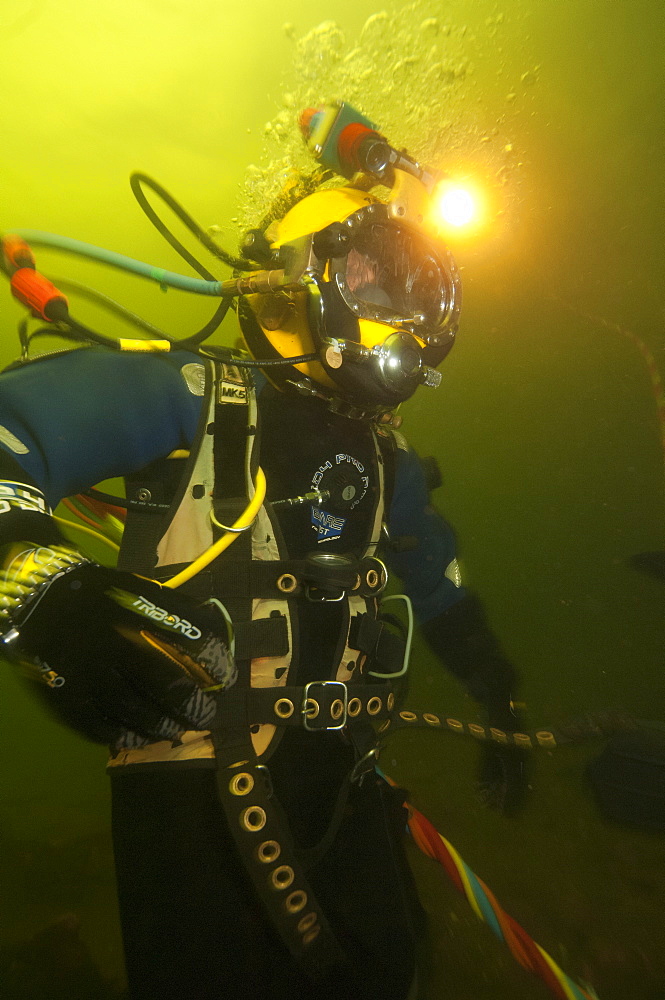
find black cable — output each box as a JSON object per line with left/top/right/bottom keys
{"left": 64, "top": 317, "right": 128, "bottom": 349}
{"left": 172, "top": 297, "right": 233, "bottom": 349}
{"left": 8, "top": 322, "right": 86, "bottom": 369}
{"left": 233, "top": 353, "right": 319, "bottom": 368}
{"left": 86, "top": 488, "right": 129, "bottom": 508}
{"left": 61, "top": 305, "right": 234, "bottom": 352}
{"left": 18, "top": 317, "right": 30, "bottom": 356}
{"left": 85, "top": 487, "right": 171, "bottom": 513}
{"left": 241, "top": 353, "right": 318, "bottom": 367}
{"left": 50, "top": 277, "right": 167, "bottom": 337}
{"left": 130, "top": 172, "right": 255, "bottom": 274}
{"left": 26, "top": 323, "right": 100, "bottom": 348}
{"left": 19, "top": 314, "right": 318, "bottom": 369}
{"left": 7, "top": 173, "right": 323, "bottom": 363}
{"left": 20, "top": 292, "right": 233, "bottom": 355}
{"left": 130, "top": 173, "right": 215, "bottom": 280}
{"left": 199, "top": 344, "right": 319, "bottom": 367}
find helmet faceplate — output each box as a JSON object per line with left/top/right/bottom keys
{"left": 239, "top": 186, "right": 461, "bottom": 417}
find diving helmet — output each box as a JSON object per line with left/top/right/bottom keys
{"left": 238, "top": 104, "right": 462, "bottom": 419}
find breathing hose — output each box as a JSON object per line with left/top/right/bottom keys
{"left": 163, "top": 467, "right": 267, "bottom": 589}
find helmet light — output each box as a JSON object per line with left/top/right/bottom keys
{"left": 438, "top": 187, "right": 476, "bottom": 227}
{"left": 433, "top": 179, "right": 485, "bottom": 237}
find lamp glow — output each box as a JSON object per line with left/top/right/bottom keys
{"left": 437, "top": 186, "right": 477, "bottom": 228}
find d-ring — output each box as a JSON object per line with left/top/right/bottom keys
{"left": 210, "top": 508, "right": 256, "bottom": 533}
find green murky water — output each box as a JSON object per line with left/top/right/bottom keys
{"left": 1, "top": 1, "right": 664, "bottom": 997}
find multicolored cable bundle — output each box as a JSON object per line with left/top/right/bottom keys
{"left": 56, "top": 492, "right": 124, "bottom": 554}
{"left": 381, "top": 772, "right": 598, "bottom": 1000}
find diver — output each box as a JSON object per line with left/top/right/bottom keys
{"left": 0, "top": 103, "right": 526, "bottom": 999}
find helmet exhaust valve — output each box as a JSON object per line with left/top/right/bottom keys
{"left": 422, "top": 368, "right": 443, "bottom": 388}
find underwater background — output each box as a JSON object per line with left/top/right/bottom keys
{"left": 0, "top": 0, "right": 663, "bottom": 996}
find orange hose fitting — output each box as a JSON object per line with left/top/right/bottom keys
{"left": 10, "top": 268, "right": 68, "bottom": 322}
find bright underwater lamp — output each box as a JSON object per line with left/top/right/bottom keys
{"left": 433, "top": 180, "right": 483, "bottom": 233}
{"left": 437, "top": 186, "right": 476, "bottom": 227}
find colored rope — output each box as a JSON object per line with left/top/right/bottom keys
{"left": 61, "top": 497, "right": 101, "bottom": 531}
{"left": 53, "top": 515, "right": 120, "bottom": 554}
{"left": 77, "top": 490, "right": 127, "bottom": 522}
{"left": 58, "top": 495, "right": 124, "bottom": 554}
{"left": 69, "top": 494, "right": 125, "bottom": 541}
{"left": 380, "top": 772, "right": 598, "bottom": 1000}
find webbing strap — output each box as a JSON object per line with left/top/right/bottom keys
{"left": 349, "top": 613, "right": 407, "bottom": 675}
{"left": 233, "top": 615, "right": 289, "bottom": 660}
{"left": 208, "top": 556, "right": 387, "bottom": 601}
{"left": 219, "top": 679, "right": 393, "bottom": 730}
{"left": 206, "top": 369, "right": 348, "bottom": 974}
{"left": 209, "top": 701, "right": 346, "bottom": 978}
{"left": 376, "top": 427, "right": 398, "bottom": 524}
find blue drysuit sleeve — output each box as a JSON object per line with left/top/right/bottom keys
{"left": 385, "top": 444, "right": 467, "bottom": 623}
{"left": 0, "top": 348, "right": 204, "bottom": 507}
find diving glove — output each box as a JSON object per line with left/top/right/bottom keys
{"left": 0, "top": 540, "right": 236, "bottom": 744}
{"left": 476, "top": 702, "right": 530, "bottom": 816}
{"left": 421, "top": 594, "right": 529, "bottom": 815}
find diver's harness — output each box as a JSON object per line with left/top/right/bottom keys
{"left": 116, "top": 359, "right": 407, "bottom": 976}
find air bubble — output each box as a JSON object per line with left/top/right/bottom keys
{"left": 235, "top": 3, "right": 527, "bottom": 234}
{"left": 361, "top": 11, "right": 388, "bottom": 39}
{"left": 520, "top": 66, "right": 540, "bottom": 86}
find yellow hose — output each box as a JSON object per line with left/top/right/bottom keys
{"left": 163, "top": 467, "right": 267, "bottom": 589}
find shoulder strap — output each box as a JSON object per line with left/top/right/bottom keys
{"left": 375, "top": 426, "right": 399, "bottom": 526}
{"left": 117, "top": 359, "right": 217, "bottom": 574}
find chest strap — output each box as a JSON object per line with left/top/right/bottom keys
{"left": 220, "top": 679, "right": 394, "bottom": 732}
{"left": 209, "top": 555, "right": 387, "bottom": 601}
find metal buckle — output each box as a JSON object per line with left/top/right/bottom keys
{"left": 303, "top": 583, "right": 346, "bottom": 602}
{"left": 350, "top": 747, "right": 379, "bottom": 784}
{"left": 302, "top": 681, "right": 348, "bottom": 731}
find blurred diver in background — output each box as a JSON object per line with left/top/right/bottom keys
{"left": 0, "top": 104, "right": 526, "bottom": 999}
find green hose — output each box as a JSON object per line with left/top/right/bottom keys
{"left": 12, "top": 229, "right": 225, "bottom": 296}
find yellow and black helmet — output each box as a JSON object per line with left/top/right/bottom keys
{"left": 238, "top": 181, "right": 461, "bottom": 418}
